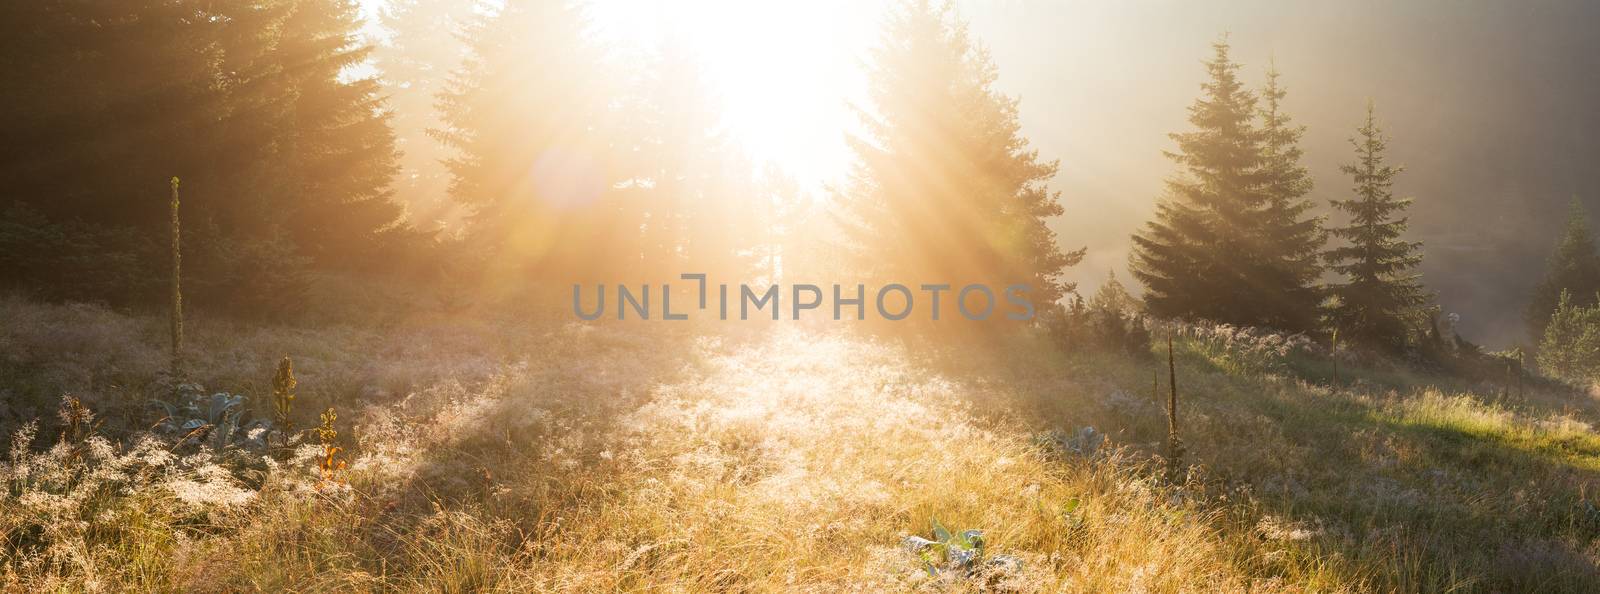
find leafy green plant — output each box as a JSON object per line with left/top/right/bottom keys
{"left": 1059, "top": 497, "right": 1086, "bottom": 535}
{"left": 901, "top": 518, "right": 1020, "bottom": 577}
{"left": 151, "top": 390, "right": 271, "bottom": 451}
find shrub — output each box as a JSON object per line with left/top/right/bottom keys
{"left": 1, "top": 397, "right": 259, "bottom": 583}
{"left": 1050, "top": 272, "right": 1151, "bottom": 356}
{"left": 1536, "top": 290, "right": 1600, "bottom": 385}
{"left": 0, "top": 203, "right": 153, "bottom": 303}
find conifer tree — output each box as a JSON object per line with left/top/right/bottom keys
{"left": 1254, "top": 63, "right": 1325, "bottom": 332}
{"left": 626, "top": 38, "right": 761, "bottom": 284}
{"left": 198, "top": 0, "right": 405, "bottom": 312}
{"left": 1088, "top": 270, "right": 1140, "bottom": 316}
{"left": 0, "top": 0, "right": 410, "bottom": 310}
{"left": 1526, "top": 198, "right": 1600, "bottom": 342}
{"left": 0, "top": 0, "right": 227, "bottom": 301}
{"left": 1537, "top": 290, "right": 1600, "bottom": 383}
{"left": 837, "top": 0, "right": 1080, "bottom": 313}
{"left": 376, "top": 0, "right": 476, "bottom": 228}
{"left": 1326, "top": 101, "right": 1425, "bottom": 350}
{"left": 1132, "top": 39, "right": 1299, "bottom": 329}
{"left": 266, "top": 0, "right": 405, "bottom": 265}
{"left": 436, "top": 0, "right": 629, "bottom": 285}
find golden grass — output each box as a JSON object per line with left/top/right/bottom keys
{"left": 5, "top": 300, "right": 1600, "bottom": 592}
{"left": 499, "top": 329, "right": 1263, "bottom": 592}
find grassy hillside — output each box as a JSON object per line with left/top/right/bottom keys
{"left": 2, "top": 297, "right": 1599, "bottom": 592}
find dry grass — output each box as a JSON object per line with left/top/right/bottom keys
{"left": 3, "top": 299, "right": 1600, "bottom": 592}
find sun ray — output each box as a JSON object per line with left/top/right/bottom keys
{"left": 586, "top": 0, "right": 885, "bottom": 185}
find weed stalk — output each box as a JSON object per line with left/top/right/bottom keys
{"left": 1165, "top": 335, "right": 1184, "bottom": 481}
{"left": 169, "top": 177, "right": 184, "bottom": 381}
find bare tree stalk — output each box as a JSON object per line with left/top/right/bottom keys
{"left": 1167, "top": 336, "right": 1177, "bottom": 438}
{"left": 1516, "top": 349, "right": 1524, "bottom": 400}
{"left": 1165, "top": 334, "right": 1184, "bottom": 479}
{"left": 1331, "top": 328, "right": 1340, "bottom": 391}
{"left": 170, "top": 176, "right": 183, "bottom": 380}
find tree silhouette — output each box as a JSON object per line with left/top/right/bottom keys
{"left": 1526, "top": 198, "right": 1600, "bottom": 343}
{"left": 836, "top": 0, "right": 1081, "bottom": 318}
{"left": 1326, "top": 101, "right": 1426, "bottom": 350}
{"left": 1132, "top": 39, "right": 1320, "bottom": 331}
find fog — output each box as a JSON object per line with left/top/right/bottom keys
{"left": 962, "top": 0, "right": 1600, "bottom": 347}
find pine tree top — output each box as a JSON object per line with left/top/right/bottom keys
{"left": 1328, "top": 101, "right": 1419, "bottom": 275}
{"left": 1133, "top": 38, "right": 1323, "bottom": 332}
{"left": 1551, "top": 198, "right": 1600, "bottom": 268}
{"left": 836, "top": 0, "right": 1080, "bottom": 308}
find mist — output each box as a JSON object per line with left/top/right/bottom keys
{"left": 961, "top": 0, "right": 1600, "bottom": 347}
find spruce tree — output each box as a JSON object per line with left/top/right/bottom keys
{"left": 268, "top": 0, "right": 405, "bottom": 266}
{"left": 1254, "top": 63, "right": 1325, "bottom": 332}
{"left": 1326, "top": 101, "right": 1425, "bottom": 350}
{"left": 376, "top": 0, "right": 476, "bottom": 228}
{"left": 0, "top": 0, "right": 227, "bottom": 301}
{"left": 1537, "top": 290, "right": 1600, "bottom": 383}
{"left": 202, "top": 0, "right": 405, "bottom": 312}
{"left": 0, "top": 0, "right": 410, "bottom": 310}
{"left": 435, "top": 0, "right": 629, "bottom": 286}
{"left": 1131, "top": 39, "right": 1295, "bottom": 329}
{"left": 627, "top": 39, "right": 760, "bottom": 284}
{"left": 1088, "top": 270, "right": 1140, "bottom": 316}
{"left": 837, "top": 0, "right": 1081, "bottom": 313}
{"left": 1526, "top": 198, "right": 1600, "bottom": 342}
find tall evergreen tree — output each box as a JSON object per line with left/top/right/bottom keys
{"left": 837, "top": 0, "right": 1080, "bottom": 314}
{"left": 1254, "top": 63, "right": 1325, "bottom": 332}
{"left": 1526, "top": 198, "right": 1600, "bottom": 342}
{"left": 1132, "top": 39, "right": 1312, "bottom": 329}
{"left": 0, "top": 0, "right": 408, "bottom": 311}
{"left": 1326, "top": 101, "right": 1425, "bottom": 350}
{"left": 438, "top": 2, "right": 775, "bottom": 301}
{"left": 0, "top": 0, "right": 228, "bottom": 300}
{"left": 625, "top": 37, "right": 762, "bottom": 283}
{"left": 376, "top": 0, "right": 476, "bottom": 229}
{"left": 436, "top": 0, "right": 632, "bottom": 288}
{"left": 268, "top": 0, "right": 406, "bottom": 266}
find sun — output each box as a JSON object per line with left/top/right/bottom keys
{"left": 587, "top": 0, "right": 885, "bottom": 187}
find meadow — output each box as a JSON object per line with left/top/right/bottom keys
{"left": 3, "top": 296, "right": 1598, "bottom": 592}
{"left": 8, "top": 1, "right": 1600, "bottom": 591}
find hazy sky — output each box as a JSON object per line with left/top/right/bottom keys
{"left": 365, "top": 0, "right": 1600, "bottom": 346}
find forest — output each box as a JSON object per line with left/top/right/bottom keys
{"left": 5, "top": 0, "right": 1600, "bottom": 592}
